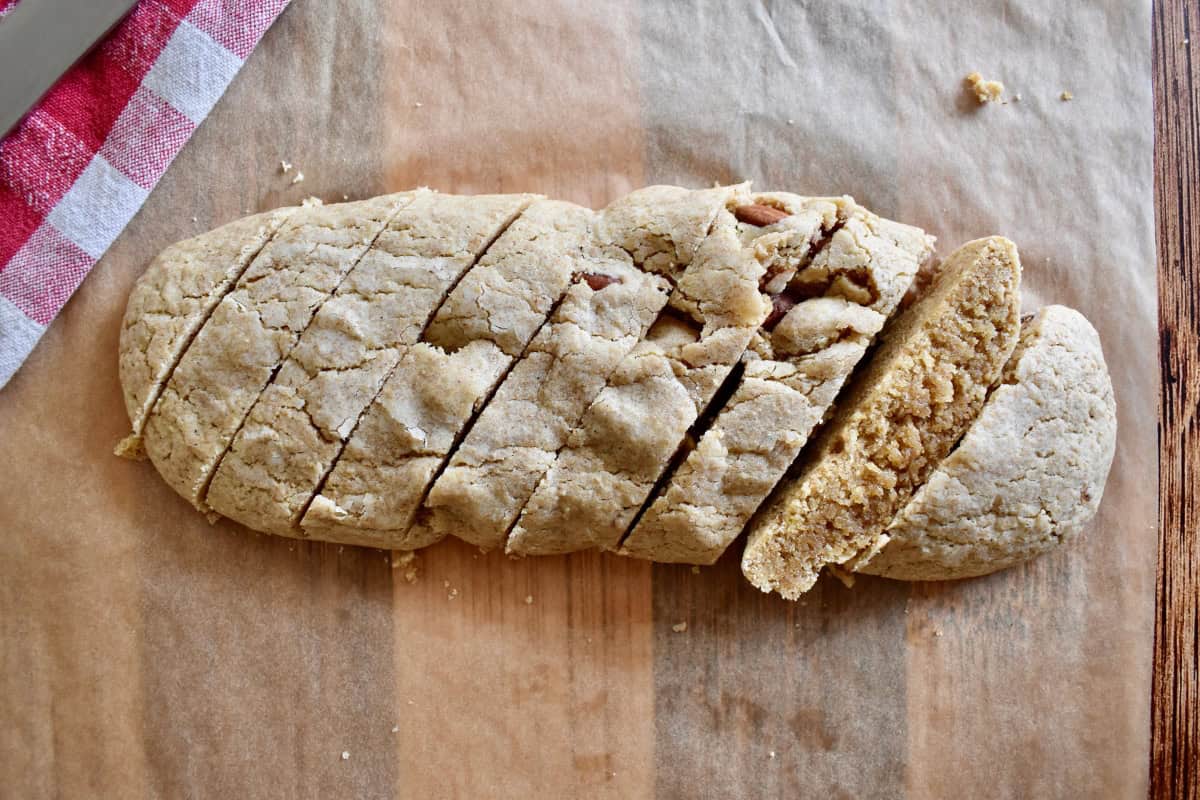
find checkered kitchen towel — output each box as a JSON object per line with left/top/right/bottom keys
{"left": 0, "top": 0, "right": 290, "bottom": 388}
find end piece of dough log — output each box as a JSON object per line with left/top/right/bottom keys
{"left": 850, "top": 305, "right": 1116, "bottom": 580}
{"left": 118, "top": 208, "right": 294, "bottom": 447}
{"left": 141, "top": 193, "right": 417, "bottom": 511}
{"left": 741, "top": 236, "right": 1022, "bottom": 599}
{"left": 204, "top": 192, "right": 534, "bottom": 535}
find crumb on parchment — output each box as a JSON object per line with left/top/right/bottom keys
{"left": 965, "top": 71, "right": 1004, "bottom": 104}
{"left": 291, "top": 171, "right": 305, "bottom": 185}
{"left": 1060, "top": 90, "right": 1074, "bottom": 101}
{"left": 672, "top": 621, "right": 688, "bottom": 633}
{"left": 524, "top": 595, "right": 534, "bottom": 605}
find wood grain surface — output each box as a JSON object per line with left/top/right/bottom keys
{"left": 0, "top": 2, "right": 1168, "bottom": 798}
{"left": 1152, "top": 2, "right": 1200, "bottom": 798}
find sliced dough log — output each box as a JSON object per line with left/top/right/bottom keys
{"left": 849, "top": 305, "right": 1116, "bottom": 580}
{"left": 300, "top": 200, "right": 592, "bottom": 548}
{"left": 204, "top": 192, "right": 535, "bottom": 535}
{"left": 741, "top": 236, "right": 1022, "bottom": 599}
{"left": 142, "top": 193, "right": 417, "bottom": 511}
{"left": 507, "top": 196, "right": 779, "bottom": 556}
{"left": 116, "top": 207, "right": 294, "bottom": 456}
{"left": 622, "top": 198, "right": 934, "bottom": 563}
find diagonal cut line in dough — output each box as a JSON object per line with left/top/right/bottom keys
{"left": 117, "top": 207, "right": 297, "bottom": 452}
{"left": 205, "top": 193, "right": 538, "bottom": 534}
{"left": 139, "top": 192, "right": 424, "bottom": 514}
{"left": 615, "top": 210, "right": 849, "bottom": 552}
{"left": 194, "top": 195, "right": 424, "bottom": 513}
{"left": 393, "top": 274, "right": 583, "bottom": 545}
{"left": 504, "top": 197, "right": 769, "bottom": 556}
{"left": 297, "top": 200, "right": 591, "bottom": 546}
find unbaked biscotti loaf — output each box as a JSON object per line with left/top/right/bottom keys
{"left": 118, "top": 186, "right": 1116, "bottom": 597}
{"left": 849, "top": 304, "right": 1116, "bottom": 580}
{"left": 741, "top": 236, "right": 1022, "bottom": 599}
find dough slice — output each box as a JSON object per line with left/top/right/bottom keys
{"left": 849, "top": 305, "right": 1116, "bottom": 580}
{"left": 117, "top": 207, "right": 294, "bottom": 455}
{"left": 508, "top": 194, "right": 782, "bottom": 556}
{"left": 622, "top": 197, "right": 934, "bottom": 563}
{"left": 142, "top": 193, "right": 418, "bottom": 511}
{"left": 300, "top": 200, "right": 592, "bottom": 548}
{"left": 204, "top": 192, "right": 535, "bottom": 535}
{"left": 741, "top": 236, "right": 1022, "bottom": 599}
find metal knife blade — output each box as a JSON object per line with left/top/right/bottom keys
{"left": 0, "top": 0, "right": 139, "bottom": 138}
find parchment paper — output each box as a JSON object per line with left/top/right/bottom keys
{"left": 0, "top": 1, "right": 1154, "bottom": 797}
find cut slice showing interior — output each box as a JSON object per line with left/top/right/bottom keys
{"left": 204, "top": 192, "right": 536, "bottom": 535}
{"left": 300, "top": 200, "right": 592, "bottom": 548}
{"left": 142, "top": 192, "right": 418, "bottom": 512}
{"left": 741, "top": 236, "right": 1022, "bottom": 599}
{"left": 507, "top": 195, "right": 781, "bottom": 556}
{"left": 116, "top": 207, "right": 295, "bottom": 456}
{"left": 849, "top": 305, "right": 1116, "bottom": 580}
{"left": 417, "top": 257, "right": 672, "bottom": 549}
{"left": 621, "top": 196, "right": 934, "bottom": 563}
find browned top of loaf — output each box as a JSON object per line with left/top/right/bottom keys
{"left": 741, "top": 236, "right": 1022, "bottom": 599}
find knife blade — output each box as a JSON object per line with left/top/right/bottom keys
{"left": 0, "top": 0, "right": 139, "bottom": 138}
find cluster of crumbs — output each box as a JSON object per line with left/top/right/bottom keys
{"left": 965, "top": 71, "right": 1004, "bottom": 104}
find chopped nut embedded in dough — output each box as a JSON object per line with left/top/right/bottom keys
{"left": 965, "top": 71, "right": 1005, "bottom": 104}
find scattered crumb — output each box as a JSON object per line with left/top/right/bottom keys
{"left": 341, "top": 751, "right": 350, "bottom": 761}
{"left": 672, "top": 621, "right": 688, "bottom": 633}
{"left": 786, "top": 118, "right": 795, "bottom": 125}
{"left": 524, "top": 595, "right": 534, "bottom": 605}
{"left": 934, "top": 630, "right": 944, "bottom": 637}
{"left": 280, "top": 159, "right": 293, "bottom": 173}
{"left": 338, "top": 546, "right": 344, "bottom": 553}
{"left": 965, "top": 71, "right": 1004, "bottom": 104}
{"left": 391, "top": 725, "right": 400, "bottom": 733}
{"left": 443, "top": 580, "right": 450, "bottom": 588}
{"left": 301, "top": 195, "right": 323, "bottom": 208}
{"left": 1013, "top": 93, "right": 1022, "bottom": 102}
{"left": 1060, "top": 90, "right": 1073, "bottom": 101}
{"left": 690, "top": 565, "right": 701, "bottom": 575}
{"left": 342, "top": 193, "right": 350, "bottom": 201}
{"left": 191, "top": 215, "right": 198, "bottom": 223}
{"left": 393, "top": 552, "right": 419, "bottom": 583}
{"left": 407, "top": 699, "right": 414, "bottom": 705}
{"left": 769, "top": 751, "right": 777, "bottom": 759}
{"left": 414, "top": 101, "right": 423, "bottom": 108}
{"left": 291, "top": 171, "right": 305, "bottom": 185}
{"left": 447, "top": 586, "right": 459, "bottom": 600}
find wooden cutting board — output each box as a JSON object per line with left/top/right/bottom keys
{"left": 0, "top": 1, "right": 1174, "bottom": 797}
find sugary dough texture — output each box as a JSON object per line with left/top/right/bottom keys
{"left": 142, "top": 193, "right": 416, "bottom": 510}
{"left": 850, "top": 305, "right": 1116, "bottom": 580}
{"left": 204, "top": 192, "right": 534, "bottom": 535}
{"left": 507, "top": 199, "right": 768, "bottom": 556}
{"left": 741, "top": 236, "right": 1022, "bottom": 599}
{"left": 300, "top": 200, "right": 592, "bottom": 548}
{"left": 117, "top": 208, "right": 294, "bottom": 453}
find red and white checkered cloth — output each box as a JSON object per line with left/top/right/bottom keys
{"left": 0, "top": 0, "right": 290, "bottom": 388}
